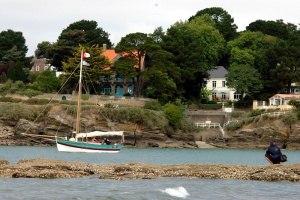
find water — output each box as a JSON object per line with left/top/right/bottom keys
{"left": 1, "top": 146, "right": 300, "bottom": 199}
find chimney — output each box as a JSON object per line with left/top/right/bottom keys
{"left": 103, "top": 43, "right": 107, "bottom": 51}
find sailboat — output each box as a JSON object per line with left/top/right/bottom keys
{"left": 55, "top": 50, "right": 124, "bottom": 153}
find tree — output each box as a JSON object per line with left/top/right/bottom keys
{"left": 61, "top": 44, "right": 111, "bottom": 94}
{"left": 115, "top": 32, "right": 159, "bottom": 96}
{"left": 226, "top": 63, "right": 263, "bottom": 97}
{"left": 143, "top": 37, "right": 182, "bottom": 103}
{"left": 246, "top": 19, "right": 297, "bottom": 40}
{"left": 35, "top": 41, "right": 52, "bottom": 59}
{"left": 246, "top": 20, "right": 300, "bottom": 95}
{"left": 47, "top": 20, "right": 112, "bottom": 71}
{"left": 149, "top": 26, "right": 165, "bottom": 43}
{"left": 282, "top": 113, "right": 298, "bottom": 138}
{"left": 162, "top": 15, "right": 225, "bottom": 100}
{"left": 270, "top": 36, "right": 300, "bottom": 94}
{"left": 0, "top": 29, "right": 28, "bottom": 65}
{"left": 0, "top": 72, "right": 7, "bottom": 83}
{"left": 34, "top": 70, "right": 61, "bottom": 93}
{"left": 7, "top": 63, "right": 16, "bottom": 81}
{"left": 227, "top": 31, "right": 278, "bottom": 99}
{"left": 189, "top": 7, "right": 238, "bottom": 41}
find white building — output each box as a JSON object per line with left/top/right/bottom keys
{"left": 205, "top": 66, "right": 241, "bottom": 101}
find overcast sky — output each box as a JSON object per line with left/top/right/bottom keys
{"left": 1, "top": 0, "right": 299, "bottom": 56}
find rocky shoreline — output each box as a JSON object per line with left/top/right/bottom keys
{"left": 0, "top": 158, "right": 299, "bottom": 182}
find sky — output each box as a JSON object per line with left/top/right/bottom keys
{"left": 1, "top": 0, "right": 299, "bottom": 57}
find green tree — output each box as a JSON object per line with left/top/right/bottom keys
{"left": 189, "top": 7, "right": 238, "bottom": 41}
{"left": 226, "top": 63, "right": 263, "bottom": 97}
{"left": 282, "top": 113, "right": 298, "bottom": 138}
{"left": 143, "top": 47, "right": 181, "bottom": 104}
{"left": 0, "top": 29, "right": 28, "bottom": 65}
{"left": 7, "top": 64, "right": 16, "bottom": 81}
{"left": 270, "top": 36, "right": 300, "bottom": 94}
{"left": 162, "top": 15, "right": 225, "bottom": 100}
{"left": 35, "top": 41, "right": 52, "bottom": 59}
{"left": 34, "top": 70, "right": 61, "bottom": 93}
{"left": 115, "top": 32, "right": 159, "bottom": 96}
{"left": 227, "top": 31, "right": 277, "bottom": 99}
{"left": 47, "top": 20, "right": 112, "bottom": 70}
{"left": 246, "top": 20, "right": 300, "bottom": 96}
{"left": 149, "top": 26, "right": 165, "bottom": 43}
{"left": 246, "top": 19, "right": 297, "bottom": 40}
{"left": 0, "top": 72, "right": 7, "bottom": 83}
{"left": 61, "top": 44, "right": 111, "bottom": 94}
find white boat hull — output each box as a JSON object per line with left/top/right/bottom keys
{"left": 56, "top": 137, "right": 123, "bottom": 153}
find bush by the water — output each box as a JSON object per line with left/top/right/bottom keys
{"left": 248, "top": 109, "right": 265, "bottom": 117}
{"left": 0, "top": 102, "right": 40, "bottom": 120}
{"left": 144, "top": 100, "right": 162, "bottom": 111}
{"left": 163, "top": 103, "right": 183, "bottom": 125}
{"left": 231, "top": 111, "right": 246, "bottom": 118}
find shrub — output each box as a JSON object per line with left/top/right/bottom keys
{"left": 0, "top": 96, "right": 13, "bottom": 102}
{"left": 231, "top": 111, "right": 245, "bottom": 118}
{"left": 177, "top": 116, "right": 200, "bottom": 132}
{"left": 163, "top": 103, "right": 182, "bottom": 125}
{"left": 81, "top": 94, "right": 90, "bottom": 100}
{"left": 0, "top": 102, "right": 35, "bottom": 120}
{"left": 144, "top": 100, "right": 162, "bottom": 111}
{"left": 24, "top": 98, "right": 49, "bottom": 105}
{"left": 198, "top": 104, "right": 222, "bottom": 110}
{"left": 248, "top": 109, "right": 265, "bottom": 117}
{"left": 104, "top": 103, "right": 114, "bottom": 108}
{"left": 224, "top": 120, "right": 245, "bottom": 131}
{"left": 123, "top": 93, "right": 131, "bottom": 96}
{"left": 17, "top": 89, "right": 43, "bottom": 97}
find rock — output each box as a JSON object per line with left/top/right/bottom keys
{"left": 0, "top": 160, "right": 9, "bottom": 166}
{"left": 0, "top": 158, "right": 299, "bottom": 182}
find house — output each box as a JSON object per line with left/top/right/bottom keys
{"left": 99, "top": 44, "right": 145, "bottom": 96}
{"left": 269, "top": 94, "right": 300, "bottom": 106}
{"left": 253, "top": 94, "right": 300, "bottom": 110}
{"left": 205, "top": 66, "right": 240, "bottom": 101}
{"left": 31, "top": 57, "right": 62, "bottom": 77}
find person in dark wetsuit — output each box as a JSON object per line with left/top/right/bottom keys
{"left": 265, "top": 141, "right": 282, "bottom": 164}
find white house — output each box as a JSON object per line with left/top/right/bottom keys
{"left": 252, "top": 94, "right": 300, "bottom": 110}
{"left": 205, "top": 66, "right": 241, "bottom": 101}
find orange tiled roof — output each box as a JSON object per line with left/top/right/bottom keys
{"left": 102, "top": 49, "right": 120, "bottom": 63}
{"left": 101, "top": 49, "right": 144, "bottom": 70}
{"left": 272, "top": 94, "right": 300, "bottom": 99}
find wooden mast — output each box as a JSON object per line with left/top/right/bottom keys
{"left": 75, "top": 50, "right": 83, "bottom": 135}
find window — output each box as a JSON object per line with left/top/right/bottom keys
{"left": 234, "top": 92, "right": 241, "bottom": 100}
{"left": 212, "top": 81, "right": 216, "bottom": 88}
{"left": 221, "top": 94, "right": 226, "bottom": 99}
{"left": 212, "top": 92, "right": 216, "bottom": 99}
{"left": 222, "top": 81, "right": 226, "bottom": 87}
{"left": 35, "top": 65, "right": 39, "bottom": 71}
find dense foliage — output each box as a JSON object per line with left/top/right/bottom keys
{"left": 1, "top": 7, "right": 300, "bottom": 107}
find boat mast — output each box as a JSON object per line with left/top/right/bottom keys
{"left": 75, "top": 50, "right": 84, "bottom": 135}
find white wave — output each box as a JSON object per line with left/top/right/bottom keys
{"left": 161, "top": 186, "right": 190, "bottom": 198}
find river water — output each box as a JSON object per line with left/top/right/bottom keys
{"left": 1, "top": 146, "right": 300, "bottom": 200}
